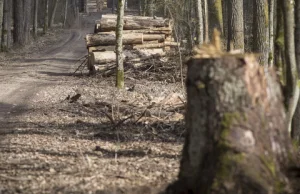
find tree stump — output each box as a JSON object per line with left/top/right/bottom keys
{"left": 165, "top": 32, "right": 297, "bottom": 193}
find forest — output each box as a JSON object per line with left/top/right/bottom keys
{"left": 0, "top": 0, "right": 300, "bottom": 193}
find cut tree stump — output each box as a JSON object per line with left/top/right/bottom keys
{"left": 165, "top": 31, "right": 298, "bottom": 194}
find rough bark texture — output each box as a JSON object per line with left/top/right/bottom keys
{"left": 253, "top": 0, "right": 269, "bottom": 65}
{"left": 227, "top": 0, "right": 244, "bottom": 51}
{"left": 116, "top": 0, "right": 125, "bottom": 89}
{"left": 165, "top": 53, "right": 296, "bottom": 193}
{"left": 292, "top": 0, "right": 300, "bottom": 141}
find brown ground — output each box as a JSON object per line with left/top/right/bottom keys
{"left": 0, "top": 13, "right": 185, "bottom": 193}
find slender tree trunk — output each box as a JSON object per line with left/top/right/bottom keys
{"left": 146, "top": 0, "right": 154, "bottom": 17}
{"left": 227, "top": 0, "right": 244, "bottom": 51}
{"left": 0, "top": 0, "right": 4, "bottom": 49}
{"left": 33, "top": 0, "right": 38, "bottom": 38}
{"left": 269, "top": 0, "right": 275, "bottom": 67}
{"left": 13, "top": 0, "right": 24, "bottom": 46}
{"left": 253, "top": 0, "right": 269, "bottom": 65}
{"left": 203, "top": 0, "right": 209, "bottom": 42}
{"left": 282, "top": 0, "right": 300, "bottom": 136}
{"left": 50, "top": 0, "right": 59, "bottom": 28}
{"left": 63, "top": 0, "right": 68, "bottom": 27}
{"left": 6, "top": 0, "right": 11, "bottom": 48}
{"left": 43, "top": 0, "right": 49, "bottom": 34}
{"left": 194, "top": 0, "right": 203, "bottom": 45}
{"left": 208, "top": 0, "right": 223, "bottom": 36}
{"left": 116, "top": 0, "right": 125, "bottom": 88}
{"left": 1, "top": 0, "right": 6, "bottom": 50}
{"left": 292, "top": 0, "right": 300, "bottom": 141}
{"left": 23, "top": 0, "right": 32, "bottom": 43}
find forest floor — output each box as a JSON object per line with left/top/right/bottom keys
{"left": 0, "top": 12, "right": 185, "bottom": 193}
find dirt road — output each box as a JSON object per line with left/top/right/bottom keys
{"left": 0, "top": 13, "right": 183, "bottom": 193}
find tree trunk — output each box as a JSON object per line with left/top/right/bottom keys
{"left": 43, "top": 0, "right": 49, "bottom": 34}
{"left": 203, "top": 0, "right": 209, "bottom": 42}
{"left": 253, "top": 0, "right": 269, "bottom": 65}
{"left": 0, "top": 0, "right": 4, "bottom": 49}
{"left": 6, "top": 0, "right": 11, "bottom": 48}
{"left": 13, "top": 0, "right": 24, "bottom": 46}
{"left": 269, "top": 0, "right": 275, "bottom": 67}
{"left": 292, "top": 0, "right": 300, "bottom": 141}
{"left": 49, "top": 0, "right": 59, "bottom": 28}
{"left": 1, "top": 0, "right": 7, "bottom": 50}
{"left": 282, "top": 0, "right": 299, "bottom": 136}
{"left": 116, "top": 0, "right": 125, "bottom": 88}
{"left": 208, "top": 0, "right": 223, "bottom": 36}
{"left": 23, "top": 0, "right": 32, "bottom": 43}
{"left": 33, "top": 0, "right": 38, "bottom": 38}
{"left": 227, "top": 0, "right": 244, "bottom": 51}
{"left": 194, "top": 0, "right": 203, "bottom": 45}
{"left": 146, "top": 0, "right": 154, "bottom": 17}
{"left": 165, "top": 48, "right": 295, "bottom": 194}
{"left": 63, "top": 0, "right": 68, "bottom": 27}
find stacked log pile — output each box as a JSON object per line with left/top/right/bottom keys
{"left": 85, "top": 14, "right": 178, "bottom": 73}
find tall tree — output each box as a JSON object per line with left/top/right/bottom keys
{"left": 33, "top": 0, "right": 38, "bottom": 38}
{"left": 253, "top": 0, "right": 269, "bottom": 65}
{"left": 49, "top": 0, "right": 59, "bottom": 28}
{"left": 23, "top": 0, "right": 32, "bottom": 43}
{"left": 0, "top": 0, "right": 4, "bottom": 49}
{"left": 194, "top": 0, "right": 203, "bottom": 45}
{"left": 269, "top": 0, "right": 275, "bottom": 67}
{"left": 116, "top": 0, "right": 125, "bottom": 88}
{"left": 146, "top": 0, "right": 154, "bottom": 17}
{"left": 203, "top": 0, "right": 209, "bottom": 42}
{"left": 13, "top": 0, "right": 24, "bottom": 46}
{"left": 227, "top": 0, "right": 244, "bottom": 51}
{"left": 63, "top": 0, "right": 68, "bottom": 27}
{"left": 282, "top": 0, "right": 299, "bottom": 136}
{"left": 208, "top": 0, "right": 223, "bottom": 35}
{"left": 293, "top": 0, "right": 300, "bottom": 141}
{"left": 43, "top": 0, "right": 49, "bottom": 34}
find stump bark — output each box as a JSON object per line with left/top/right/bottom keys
{"left": 166, "top": 54, "right": 297, "bottom": 193}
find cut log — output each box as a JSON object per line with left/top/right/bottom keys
{"left": 165, "top": 46, "right": 297, "bottom": 193}
{"left": 94, "top": 27, "right": 172, "bottom": 35}
{"left": 89, "top": 51, "right": 118, "bottom": 65}
{"left": 95, "top": 18, "right": 171, "bottom": 32}
{"left": 86, "top": 33, "right": 166, "bottom": 47}
{"left": 133, "top": 41, "right": 180, "bottom": 49}
{"left": 86, "top": 33, "right": 143, "bottom": 47}
{"left": 101, "top": 14, "right": 164, "bottom": 20}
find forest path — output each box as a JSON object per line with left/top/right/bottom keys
{"left": 0, "top": 11, "right": 181, "bottom": 194}
{"left": 0, "top": 13, "right": 98, "bottom": 128}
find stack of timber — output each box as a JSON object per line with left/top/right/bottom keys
{"left": 85, "top": 14, "right": 179, "bottom": 73}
